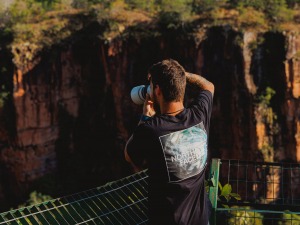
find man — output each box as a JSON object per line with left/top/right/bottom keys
{"left": 124, "top": 59, "right": 214, "bottom": 225}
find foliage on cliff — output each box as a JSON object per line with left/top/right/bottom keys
{"left": 17, "top": 191, "right": 53, "bottom": 208}
{"left": 0, "top": 0, "right": 300, "bottom": 70}
{"left": 255, "top": 87, "right": 279, "bottom": 162}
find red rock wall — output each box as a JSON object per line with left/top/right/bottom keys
{"left": 284, "top": 32, "right": 300, "bottom": 162}
{"left": 1, "top": 26, "right": 300, "bottom": 209}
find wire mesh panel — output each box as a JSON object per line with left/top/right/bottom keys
{"left": 2, "top": 159, "right": 300, "bottom": 225}
{"left": 208, "top": 159, "right": 300, "bottom": 225}
{"left": 218, "top": 160, "right": 300, "bottom": 208}
{"left": 0, "top": 170, "right": 148, "bottom": 225}
{"left": 216, "top": 208, "right": 300, "bottom": 225}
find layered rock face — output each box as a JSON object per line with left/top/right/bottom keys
{"left": 285, "top": 32, "right": 300, "bottom": 162}
{"left": 0, "top": 25, "right": 300, "bottom": 209}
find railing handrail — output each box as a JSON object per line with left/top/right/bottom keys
{"left": 218, "top": 159, "right": 300, "bottom": 167}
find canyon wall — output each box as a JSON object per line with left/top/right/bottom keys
{"left": 0, "top": 22, "right": 300, "bottom": 209}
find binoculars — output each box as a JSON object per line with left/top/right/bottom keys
{"left": 130, "top": 85, "right": 151, "bottom": 105}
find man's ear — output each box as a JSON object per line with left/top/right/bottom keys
{"left": 154, "top": 84, "right": 161, "bottom": 96}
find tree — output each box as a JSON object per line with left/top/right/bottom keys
{"left": 263, "top": 0, "right": 290, "bottom": 22}
{"left": 192, "top": 0, "right": 223, "bottom": 13}
{"left": 235, "top": 0, "right": 265, "bottom": 10}
{"left": 125, "top": 0, "right": 157, "bottom": 12}
{"left": 286, "top": 0, "right": 300, "bottom": 8}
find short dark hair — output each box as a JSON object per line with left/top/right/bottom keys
{"left": 148, "top": 59, "right": 186, "bottom": 102}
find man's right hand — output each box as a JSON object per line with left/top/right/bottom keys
{"left": 143, "top": 93, "right": 156, "bottom": 117}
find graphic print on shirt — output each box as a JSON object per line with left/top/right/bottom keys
{"left": 159, "top": 122, "right": 207, "bottom": 182}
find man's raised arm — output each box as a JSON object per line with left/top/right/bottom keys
{"left": 186, "top": 72, "right": 214, "bottom": 95}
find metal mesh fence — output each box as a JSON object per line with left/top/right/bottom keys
{"left": 0, "top": 170, "right": 148, "bottom": 225}
{"left": 218, "top": 160, "right": 300, "bottom": 206}
{"left": 1, "top": 159, "right": 299, "bottom": 225}
{"left": 216, "top": 208, "right": 300, "bottom": 225}
{"left": 209, "top": 159, "right": 300, "bottom": 225}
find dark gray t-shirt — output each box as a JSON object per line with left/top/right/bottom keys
{"left": 127, "top": 90, "right": 213, "bottom": 225}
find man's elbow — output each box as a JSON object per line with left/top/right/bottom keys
{"left": 206, "top": 82, "right": 214, "bottom": 96}
{"left": 124, "top": 148, "right": 131, "bottom": 163}
{"left": 124, "top": 149, "right": 143, "bottom": 172}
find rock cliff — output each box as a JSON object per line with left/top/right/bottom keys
{"left": 1, "top": 21, "right": 300, "bottom": 209}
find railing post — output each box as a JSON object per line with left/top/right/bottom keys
{"left": 208, "top": 158, "right": 221, "bottom": 225}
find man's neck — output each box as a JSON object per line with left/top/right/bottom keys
{"left": 160, "top": 102, "right": 184, "bottom": 115}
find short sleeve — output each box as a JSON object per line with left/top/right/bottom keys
{"left": 190, "top": 90, "right": 213, "bottom": 130}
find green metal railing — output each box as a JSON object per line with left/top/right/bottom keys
{"left": 208, "top": 158, "right": 300, "bottom": 225}
{"left": 0, "top": 171, "right": 148, "bottom": 225}
{"left": 1, "top": 158, "right": 300, "bottom": 224}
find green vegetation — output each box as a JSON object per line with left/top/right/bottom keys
{"left": 1, "top": 0, "right": 299, "bottom": 69}
{"left": 247, "top": 35, "right": 265, "bottom": 51}
{"left": 213, "top": 179, "right": 300, "bottom": 224}
{"left": 218, "top": 182, "right": 241, "bottom": 203}
{"left": 211, "top": 182, "right": 260, "bottom": 225}
{"left": 17, "top": 191, "right": 53, "bottom": 208}
{"left": 255, "top": 87, "right": 279, "bottom": 162}
{"left": 279, "top": 211, "right": 300, "bottom": 224}
{"left": 0, "top": 85, "right": 9, "bottom": 108}
{"left": 227, "top": 206, "right": 264, "bottom": 225}
{"left": 226, "top": 208, "right": 300, "bottom": 225}
{"left": 206, "top": 179, "right": 241, "bottom": 205}
{"left": 212, "top": 179, "right": 258, "bottom": 223}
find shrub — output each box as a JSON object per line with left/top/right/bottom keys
{"left": 125, "top": 0, "right": 157, "bottom": 12}
{"left": 237, "top": 6, "right": 268, "bottom": 30}
{"left": 17, "top": 191, "right": 53, "bottom": 208}
{"left": 227, "top": 206, "right": 264, "bottom": 225}
{"left": 236, "top": 0, "right": 265, "bottom": 10}
{"left": 158, "top": 0, "right": 193, "bottom": 20}
{"left": 263, "top": 0, "right": 291, "bottom": 22}
{"left": 8, "top": 0, "right": 45, "bottom": 23}
{"left": 192, "top": 0, "right": 218, "bottom": 13}
{"left": 279, "top": 211, "right": 300, "bottom": 225}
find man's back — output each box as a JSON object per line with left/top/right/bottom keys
{"left": 127, "top": 90, "right": 213, "bottom": 225}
